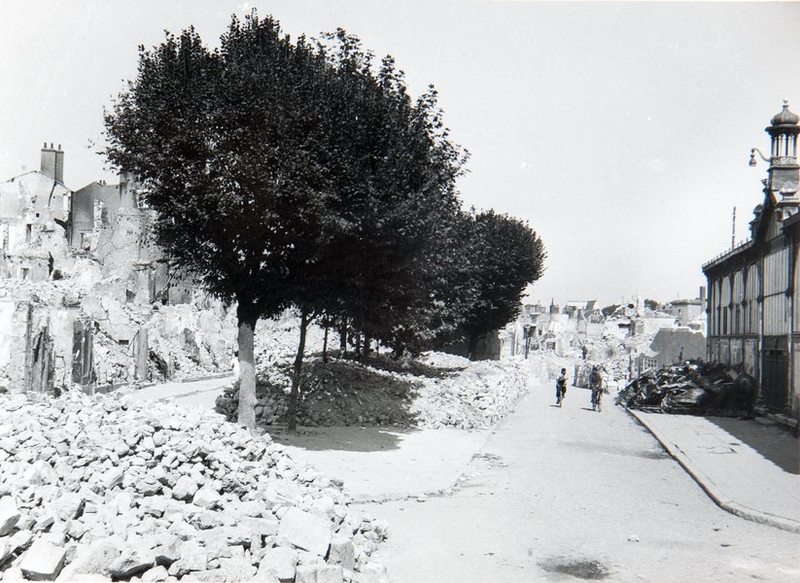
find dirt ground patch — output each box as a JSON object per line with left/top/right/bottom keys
{"left": 539, "top": 557, "right": 610, "bottom": 580}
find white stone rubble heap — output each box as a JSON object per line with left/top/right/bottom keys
{"left": 410, "top": 354, "right": 533, "bottom": 430}
{"left": 0, "top": 390, "right": 387, "bottom": 582}
{"left": 216, "top": 353, "right": 533, "bottom": 431}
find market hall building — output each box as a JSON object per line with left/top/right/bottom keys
{"left": 703, "top": 102, "right": 800, "bottom": 421}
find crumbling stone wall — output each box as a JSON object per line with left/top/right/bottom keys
{"left": 0, "top": 156, "right": 221, "bottom": 394}
{"left": 0, "top": 295, "right": 83, "bottom": 395}
{"left": 0, "top": 299, "right": 27, "bottom": 392}
{"left": 650, "top": 327, "right": 706, "bottom": 368}
{"left": 0, "top": 271, "right": 238, "bottom": 394}
{"left": 0, "top": 172, "right": 72, "bottom": 283}
{"left": 147, "top": 298, "right": 238, "bottom": 381}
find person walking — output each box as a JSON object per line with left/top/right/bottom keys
{"left": 556, "top": 368, "right": 568, "bottom": 407}
{"left": 590, "top": 365, "right": 603, "bottom": 411}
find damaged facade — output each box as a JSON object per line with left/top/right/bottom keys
{"left": 0, "top": 145, "right": 236, "bottom": 395}
{"left": 703, "top": 102, "right": 800, "bottom": 418}
{"left": 667, "top": 291, "right": 706, "bottom": 327}
{"left": 0, "top": 144, "right": 70, "bottom": 282}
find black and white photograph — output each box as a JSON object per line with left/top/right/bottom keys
{"left": 0, "top": 2, "right": 798, "bottom": 582}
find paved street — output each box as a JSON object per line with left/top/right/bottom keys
{"left": 130, "top": 374, "right": 800, "bottom": 582}
{"left": 125, "top": 374, "right": 234, "bottom": 408}
{"left": 357, "top": 385, "right": 800, "bottom": 583}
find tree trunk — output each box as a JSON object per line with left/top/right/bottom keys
{"left": 467, "top": 333, "right": 479, "bottom": 361}
{"left": 322, "top": 324, "right": 329, "bottom": 363}
{"left": 236, "top": 312, "right": 258, "bottom": 433}
{"left": 287, "top": 308, "right": 309, "bottom": 433}
{"left": 339, "top": 320, "right": 347, "bottom": 353}
{"left": 362, "top": 334, "right": 371, "bottom": 362}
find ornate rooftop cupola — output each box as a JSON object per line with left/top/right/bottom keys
{"left": 751, "top": 100, "right": 800, "bottom": 199}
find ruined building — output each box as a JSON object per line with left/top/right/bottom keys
{"left": 703, "top": 102, "right": 800, "bottom": 418}
{"left": 0, "top": 145, "right": 235, "bottom": 395}
{"left": 0, "top": 144, "right": 70, "bottom": 282}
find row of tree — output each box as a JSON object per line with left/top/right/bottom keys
{"left": 104, "top": 12, "right": 545, "bottom": 432}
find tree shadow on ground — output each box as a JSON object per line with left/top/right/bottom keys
{"left": 707, "top": 416, "right": 799, "bottom": 474}
{"left": 269, "top": 425, "right": 420, "bottom": 453}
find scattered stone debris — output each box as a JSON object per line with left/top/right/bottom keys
{"left": 615, "top": 361, "right": 757, "bottom": 417}
{"left": 0, "top": 390, "right": 386, "bottom": 582}
{"left": 215, "top": 353, "right": 532, "bottom": 431}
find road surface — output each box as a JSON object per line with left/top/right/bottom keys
{"left": 357, "top": 384, "right": 800, "bottom": 583}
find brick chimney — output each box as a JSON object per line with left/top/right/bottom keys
{"left": 40, "top": 142, "right": 64, "bottom": 184}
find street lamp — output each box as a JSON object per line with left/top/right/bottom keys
{"left": 749, "top": 147, "right": 770, "bottom": 167}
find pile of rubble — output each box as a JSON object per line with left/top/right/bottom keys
{"left": 615, "top": 361, "right": 757, "bottom": 417}
{"left": 409, "top": 354, "right": 532, "bottom": 430}
{"left": 0, "top": 275, "right": 240, "bottom": 392}
{"left": 215, "top": 353, "right": 533, "bottom": 431}
{"left": 0, "top": 390, "right": 388, "bottom": 582}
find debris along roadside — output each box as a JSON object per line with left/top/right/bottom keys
{"left": 615, "top": 361, "right": 757, "bottom": 417}
{"left": 0, "top": 389, "right": 387, "bottom": 582}
{"left": 215, "top": 352, "right": 531, "bottom": 431}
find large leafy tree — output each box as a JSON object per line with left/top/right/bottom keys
{"left": 279, "top": 34, "right": 468, "bottom": 428}
{"left": 458, "top": 210, "right": 546, "bottom": 358}
{"left": 105, "top": 13, "right": 469, "bottom": 431}
{"left": 311, "top": 35, "right": 469, "bottom": 359}
{"left": 104, "top": 14, "right": 340, "bottom": 431}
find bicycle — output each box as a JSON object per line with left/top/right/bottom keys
{"left": 556, "top": 369, "right": 567, "bottom": 408}
{"left": 591, "top": 387, "right": 603, "bottom": 412}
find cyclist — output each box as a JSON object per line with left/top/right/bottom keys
{"left": 556, "top": 368, "right": 568, "bottom": 407}
{"left": 590, "top": 365, "right": 603, "bottom": 411}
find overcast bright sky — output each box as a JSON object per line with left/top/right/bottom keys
{"left": 2, "top": 1, "right": 800, "bottom": 308}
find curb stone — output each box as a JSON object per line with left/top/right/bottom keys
{"left": 626, "top": 408, "right": 800, "bottom": 534}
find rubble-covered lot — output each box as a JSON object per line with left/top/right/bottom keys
{"left": 615, "top": 361, "right": 757, "bottom": 417}
{"left": 215, "top": 352, "right": 534, "bottom": 431}
{"left": 0, "top": 390, "right": 390, "bottom": 583}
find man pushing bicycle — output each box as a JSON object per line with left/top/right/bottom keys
{"left": 590, "top": 365, "right": 604, "bottom": 412}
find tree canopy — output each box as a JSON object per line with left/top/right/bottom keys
{"left": 104, "top": 12, "right": 475, "bottom": 430}
{"left": 453, "top": 210, "right": 546, "bottom": 358}
{"left": 104, "top": 11, "right": 544, "bottom": 431}
{"left": 309, "top": 33, "right": 468, "bottom": 358}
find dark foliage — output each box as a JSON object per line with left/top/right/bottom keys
{"left": 104, "top": 12, "right": 471, "bottom": 429}
{"left": 456, "top": 210, "right": 546, "bottom": 358}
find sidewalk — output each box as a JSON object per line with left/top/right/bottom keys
{"left": 125, "top": 376, "right": 492, "bottom": 502}
{"left": 628, "top": 409, "right": 800, "bottom": 534}
{"left": 273, "top": 425, "right": 491, "bottom": 503}
{"left": 125, "top": 374, "right": 235, "bottom": 408}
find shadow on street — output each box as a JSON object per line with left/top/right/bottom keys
{"left": 707, "top": 416, "right": 799, "bottom": 474}
{"left": 270, "top": 425, "right": 417, "bottom": 453}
